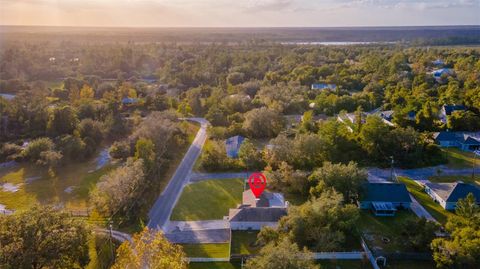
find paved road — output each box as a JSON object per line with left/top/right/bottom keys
{"left": 165, "top": 228, "right": 231, "bottom": 244}
{"left": 147, "top": 118, "right": 209, "bottom": 230}
{"left": 189, "top": 172, "right": 253, "bottom": 182}
{"left": 408, "top": 194, "right": 438, "bottom": 223}
{"left": 368, "top": 165, "right": 475, "bottom": 181}
{"left": 95, "top": 228, "right": 132, "bottom": 243}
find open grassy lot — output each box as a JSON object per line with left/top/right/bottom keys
{"left": 383, "top": 260, "right": 435, "bottom": 269}
{"left": 318, "top": 260, "right": 372, "bottom": 269}
{"left": 429, "top": 175, "right": 480, "bottom": 185}
{"left": 0, "top": 161, "right": 115, "bottom": 211}
{"left": 188, "top": 262, "right": 241, "bottom": 269}
{"left": 398, "top": 177, "right": 454, "bottom": 225}
{"left": 357, "top": 210, "right": 419, "bottom": 253}
{"left": 171, "top": 178, "right": 243, "bottom": 221}
{"left": 442, "top": 148, "right": 480, "bottom": 168}
{"left": 231, "top": 231, "right": 260, "bottom": 255}
{"left": 180, "top": 243, "right": 230, "bottom": 258}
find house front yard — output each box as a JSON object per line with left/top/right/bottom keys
{"left": 180, "top": 243, "right": 230, "bottom": 258}
{"left": 171, "top": 178, "right": 244, "bottom": 221}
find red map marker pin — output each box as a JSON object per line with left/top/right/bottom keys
{"left": 248, "top": 172, "right": 267, "bottom": 199}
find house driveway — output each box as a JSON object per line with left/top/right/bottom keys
{"left": 163, "top": 220, "right": 231, "bottom": 243}
{"left": 165, "top": 228, "right": 231, "bottom": 244}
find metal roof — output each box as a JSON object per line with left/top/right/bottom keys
{"left": 361, "top": 183, "right": 412, "bottom": 203}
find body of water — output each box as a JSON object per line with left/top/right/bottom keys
{"left": 0, "top": 93, "right": 15, "bottom": 100}
{"left": 280, "top": 41, "right": 396, "bottom": 46}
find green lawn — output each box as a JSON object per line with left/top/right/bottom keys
{"left": 398, "top": 177, "right": 454, "bottom": 225}
{"left": 231, "top": 231, "right": 260, "bottom": 255}
{"left": 383, "top": 260, "right": 436, "bottom": 269}
{"left": 188, "top": 262, "right": 241, "bottom": 269}
{"left": 429, "top": 175, "right": 480, "bottom": 185}
{"left": 442, "top": 148, "right": 480, "bottom": 168}
{"left": 171, "top": 178, "right": 244, "bottom": 221}
{"left": 357, "top": 210, "right": 419, "bottom": 253}
{"left": 0, "top": 161, "right": 114, "bottom": 211}
{"left": 181, "top": 243, "right": 230, "bottom": 258}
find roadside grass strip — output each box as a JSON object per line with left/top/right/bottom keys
{"left": 429, "top": 175, "right": 480, "bottom": 186}
{"left": 442, "top": 148, "right": 480, "bottom": 168}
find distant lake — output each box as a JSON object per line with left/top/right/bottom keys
{"left": 280, "top": 41, "right": 396, "bottom": 46}
{"left": 0, "top": 93, "right": 15, "bottom": 100}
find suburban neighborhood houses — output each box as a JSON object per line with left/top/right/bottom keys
{"left": 434, "top": 131, "right": 480, "bottom": 151}
{"left": 1, "top": 25, "right": 480, "bottom": 269}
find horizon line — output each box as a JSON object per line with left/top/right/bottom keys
{"left": 1, "top": 24, "right": 479, "bottom": 29}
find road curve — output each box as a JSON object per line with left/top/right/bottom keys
{"left": 147, "top": 118, "right": 209, "bottom": 230}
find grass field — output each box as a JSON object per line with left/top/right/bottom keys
{"left": 171, "top": 178, "right": 243, "bottom": 221}
{"left": 383, "top": 260, "right": 436, "bottom": 269}
{"left": 181, "top": 243, "right": 230, "bottom": 258}
{"left": 398, "top": 177, "right": 454, "bottom": 225}
{"left": 231, "top": 231, "right": 260, "bottom": 255}
{"left": 188, "top": 262, "right": 241, "bottom": 269}
{"left": 0, "top": 160, "right": 115, "bottom": 211}
{"left": 357, "top": 210, "right": 419, "bottom": 253}
{"left": 429, "top": 175, "right": 480, "bottom": 185}
{"left": 442, "top": 148, "right": 480, "bottom": 168}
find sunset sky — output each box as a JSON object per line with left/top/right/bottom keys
{"left": 1, "top": 0, "right": 479, "bottom": 27}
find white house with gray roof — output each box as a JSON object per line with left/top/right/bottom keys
{"left": 226, "top": 190, "right": 287, "bottom": 230}
{"left": 425, "top": 182, "right": 480, "bottom": 210}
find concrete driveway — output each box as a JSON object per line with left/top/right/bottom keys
{"left": 147, "top": 118, "right": 209, "bottom": 230}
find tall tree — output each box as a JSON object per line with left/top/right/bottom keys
{"left": 0, "top": 206, "right": 90, "bottom": 269}
{"left": 245, "top": 238, "right": 320, "bottom": 269}
{"left": 112, "top": 228, "right": 187, "bottom": 269}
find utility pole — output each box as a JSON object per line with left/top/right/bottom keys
{"left": 109, "top": 221, "right": 115, "bottom": 261}
{"left": 473, "top": 150, "right": 480, "bottom": 180}
{"left": 390, "top": 156, "right": 395, "bottom": 182}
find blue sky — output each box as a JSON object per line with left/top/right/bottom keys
{"left": 1, "top": 0, "right": 479, "bottom": 27}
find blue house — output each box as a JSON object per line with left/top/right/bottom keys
{"left": 425, "top": 182, "right": 480, "bottom": 210}
{"left": 359, "top": 183, "right": 412, "bottom": 216}
{"left": 311, "top": 83, "right": 337, "bottom": 90}
{"left": 122, "top": 97, "right": 139, "bottom": 105}
{"left": 433, "top": 132, "right": 480, "bottom": 151}
{"left": 431, "top": 68, "right": 454, "bottom": 81}
{"left": 225, "top": 135, "right": 245, "bottom": 158}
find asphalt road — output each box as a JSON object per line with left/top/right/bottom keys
{"left": 147, "top": 118, "right": 209, "bottom": 231}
